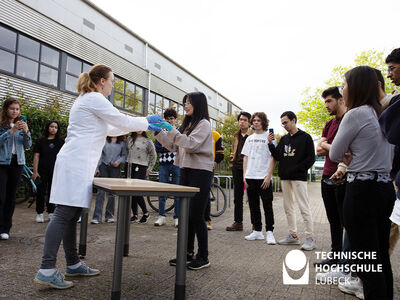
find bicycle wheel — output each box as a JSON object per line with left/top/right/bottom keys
{"left": 209, "top": 183, "right": 226, "bottom": 217}
{"left": 15, "top": 174, "right": 35, "bottom": 205}
{"left": 146, "top": 195, "right": 175, "bottom": 213}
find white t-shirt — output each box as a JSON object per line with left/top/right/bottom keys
{"left": 241, "top": 132, "right": 274, "bottom": 179}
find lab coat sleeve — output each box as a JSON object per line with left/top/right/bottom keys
{"left": 91, "top": 93, "right": 148, "bottom": 135}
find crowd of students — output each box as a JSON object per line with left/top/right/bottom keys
{"left": 0, "top": 47, "right": 399, "bottom": 299}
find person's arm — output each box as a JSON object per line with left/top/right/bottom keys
{"left": 243, "top": 155, "right": 248, "bottom": 189}
{"left": 330, "top": 112, "right": 359, "bottom": 163}
{"left": 166, "top": 120, "right": 210, "bottom": 153}
{"left": 261, "top": 157, "right": 275, "bottom": 189}
{"left": 146, "top": 139, "right": 157, "bottom": 175}
{"left": 379, "top": 97, "right": 400, "bottom": 145}
{"left": 154, "top": 130, "right": 179, "bottom": 152}
{"left": 32, "top": 153, "right": 40, "bottom": 180}
{"left": 301, "top": 134, "right": 316, "bottom": 170}
{"left": 214, "top": 137, "right": 224, "bottom": 164}
{"left": 118, "top": 141, "right": 127, "bottom": 164}
{"left": 268, "top": 133, "right": 283, "bottom": 161}
{"left": 316, "top": 137, "right": 328, "bottom": 157}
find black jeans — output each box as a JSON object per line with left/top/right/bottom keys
{"left": 204, "top": 171, "right": 214, "bottom": 222}
{"left": 0, "top": 155, "right": 23, "bottom": 234}
{"left": 126, "top": 163, "right": 148, "bottom": 215}
{"left": 180, "top": 168, "right": 213, "bottom": 260}
{"left": 321, "top": 175, "right": 345, "bottom": 253}
{"left": 36, "top": 171, "right": 56, "bottom": 214}
{"left": 232, "top": 167, "right": 245, "bottom": 223}
{"left": 344, "top": 180, "right": 395, "bottom": 300}
{"left": 246, "top": 179, "right": 274, "bottom": 232}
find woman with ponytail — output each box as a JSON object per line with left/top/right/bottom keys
{"left": 34, "top": 64, "right": 161, "bottom": 289}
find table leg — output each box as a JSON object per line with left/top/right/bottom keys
{"left": 123, "top": 196, "right": 131, "bottom": 256}
{"left": 175, "top": 197, "right": 190, "bottom": 300}
{"left": 79, "top": 208, "right": 88, "bottom": 258}
{"left": 111, "top": 195, "right": 128, "bottom": 300}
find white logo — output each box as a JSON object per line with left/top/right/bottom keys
{"left": 282, "top": 250, "right": 309, "bottom": 285}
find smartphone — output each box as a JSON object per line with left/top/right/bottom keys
{"left": 269, "top": 128, "right": 274, "bottom": 134}
{"left": 323, "top": 177, "right": 346, "bottom": 186}
{"left": 16, "top": 116, "right": 27, "bottom": 122}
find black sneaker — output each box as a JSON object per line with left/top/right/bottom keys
{"left": 139, "top": 214, "right": 149, "bottom": 224}
{"left": 169, "top": 253, "right": 194, "bottom": 266}
{"left": 187, "top": 257, "right": 210, "bottom": 270}
{"left": 130, "top": 215, "right": 138, "bottom": 223}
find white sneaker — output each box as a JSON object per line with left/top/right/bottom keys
{"left": 0, "top": 233, "right": 9, "bottom": 240}
{"left": 266, "top": 231, "right": 276, "bottom": 245}
{"left": 36, "top": 214, "right": 44, "bottom": 223}
{"left": 106, "top": 218, "right": 115, "bottom": 223}
{"left": 174, "top": 219, "right": 179, "bottom": 228}
{"left": 154, "top": 216, "right": 166, "bottom": 226}
{"left": 245, "top": 230, "right": 264, "bottom": 241}
{"left": 91, "top": 219, "right": 100, "bottom": 224}
{"left": 338, "top": 277, "right": 364, "bottom": 299}
{"left": 48, "top": 213, "right": 54, "bottom": 221}
{"left": 316, "top": 266, "right": 349, "bottom": 284}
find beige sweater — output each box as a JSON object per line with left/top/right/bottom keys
{"left": 155, "top": 119, "right": 214, "bottom": 172}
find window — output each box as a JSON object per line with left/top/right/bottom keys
{"left": 147, "top": 92, "right": 181, "bottom": 116}
{"left": 0, "top": 25, "right": 60, "bottom": 88}
{"left": 64, "top": 55, "right": 92, "bottom": 92}
{"left": 112, "top": 76, "right": 144, "bottom": 114}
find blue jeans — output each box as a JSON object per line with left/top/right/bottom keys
{"left": 158, "top": 164, "right": 180, "bottom": 218}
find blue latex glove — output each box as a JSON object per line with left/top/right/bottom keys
{"left": 158, "top": 122, "right": 173, "bottom": 131}
{"left": 147, "top": 114, "right": 162, "bottom": 124}
{"left": 148, "top": 123, "right": 161, "bottom": 132}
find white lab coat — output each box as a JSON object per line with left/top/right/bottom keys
{"left": 50, "top": 92, "right": 148, "bottom": 208}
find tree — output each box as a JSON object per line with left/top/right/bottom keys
{"left": 297, "top": 49, "right": 399, "bottom": 136}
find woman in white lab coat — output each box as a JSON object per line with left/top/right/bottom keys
{"left": 34, "top": 64, "right": 161, "bottom": 289}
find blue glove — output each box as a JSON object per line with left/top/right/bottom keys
{"left": 147, "top": 114, "right": 162, "bottom": 124}
{"left": 158, "top": 122, "right": 173, "bottom": 131}
{"left": 148, "top": 123, "right": 161, "bottom": 132}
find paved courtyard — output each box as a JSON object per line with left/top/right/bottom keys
{"left": 1, "top": 182, "right": 399, "bottom": 299}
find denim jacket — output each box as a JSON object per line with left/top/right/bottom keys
{"left": 0, "top": 126, "right": 32, "bottom": 165}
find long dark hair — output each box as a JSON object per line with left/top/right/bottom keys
{"left": 344, "top": 66, "right": 382, "bottom": 116}
{"left": 179, "top": 92, "right": 210, "bottom": 135}
{"left": 41, "top": 120, "right": 63, "bottom": 141}
{"left": 129, "top": 131, "right": 148, "bottom": 146}
{"left": 106, "top": 136, "right": 125, "bottom": 144}
{"left": 0, "top": 97, "right": 21, "bottom": 128}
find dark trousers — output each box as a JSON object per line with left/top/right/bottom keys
{"left": 180, "top": 168, "right": 213, "bottom": 260}
{"left": 0, "top": 155, "right": 23, "bottom": 234}
{"left": 246, "top": 179, "right": 274, "bottom": 232}
{"left": 344, "top": 180, "right": 395, "bottom": 300}
{"left": 204, "top": 171, "right": 214, "bottom": 222}
{"left": 40, "top": 205, "right": 82, "bottom": 269}
{"left": 36, "top": 172, "right": 55, "bottom": 214}
{"left": 126, "top": 163, "right": 148, "bottom": 215}
{"left": 232, "top": 167, "right": 245, "bottom": 223}
{"left": 321, "top": 175, "right": 345, "bottom": 253}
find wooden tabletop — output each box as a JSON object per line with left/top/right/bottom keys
{"left": 93, "top": 178, "right": 199, "bottom": 193}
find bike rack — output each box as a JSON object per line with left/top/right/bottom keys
{"left": 213, "top": 175, "right": 232, "bottom": 208}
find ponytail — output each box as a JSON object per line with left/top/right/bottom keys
{"left": 76, "top": 64, "right": 112, "bottom": 95}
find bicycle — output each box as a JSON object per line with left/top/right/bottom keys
{"left": 15, "top": 165, "right": 37, "bottom": 206}
{"left": 146, "top": 174, "right": 227, "bottom": 217}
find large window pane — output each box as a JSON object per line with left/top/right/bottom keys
{"left": 40, "top": 65, "right": 58, "bottom": 87}
{"left": 135, "top": 86, "right": 143, "bottom": 100}
{"left": 18, "top": 35, "right": 39, "bottom": 60}
{"left": 16, "top": 56, "right": 38, "bottom": 80}
{"left": 125, "top": 95, "right": 134, "bottom": 111}
{"left": 155, "top": 95, "right": 163, "bottom": 108}
{"left": 41, "top": 45, "right": 59, "bottom": 68}
{"left": 65, "top": 74, "right": 78, "bottom": 92}
{"left": 82, "top": 62, "right": 91, "bottom": 73}
{"left": 0, "top": 49, "right": 15, "bottom": 72}
{"left": 0, "top": 26, "right": 17, "bottom": 51}
{"left": 149, "top": 92, "right": 156, "bottom": 106}
{"left": 114, "top": 77, "right": 124, "bottom": 93}
{"left": 125, "top": 82, "right": 135, "bottom": 97}
{"left": 135, "top": 100, "right": 143, "bottom": 114}
{"left": 113, "top": 92, "right": 124, "bottom": 108}
{"left": 148, "top": 103, "right": 156, "bottom": 114}
{"left": 66, "top": 56, "right": 81, "bottom": 75}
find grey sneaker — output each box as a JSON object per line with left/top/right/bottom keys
{"left": 34, "top": 270, "right": 74, "bottom": 289}
{"left": 301, "top": 237, "right": 315, "bottom": 251}
{"left": 278, "top": 235, "right": 300, "bottom": 245}
{"left": 65, "top": 262, "right": 100, "bottom": 277}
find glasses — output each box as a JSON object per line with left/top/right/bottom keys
{"left": 388, "top": 65, "right": 399, "bottom": 74}
{"left": 281, "top": 121, "right": 289, "bottom": 127}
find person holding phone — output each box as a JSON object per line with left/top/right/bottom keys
{"left": 0, "top": 97, "right": 32, "bottom": 240}
{"left": 32, "top": 120, "right": 65, "bottom": 223}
